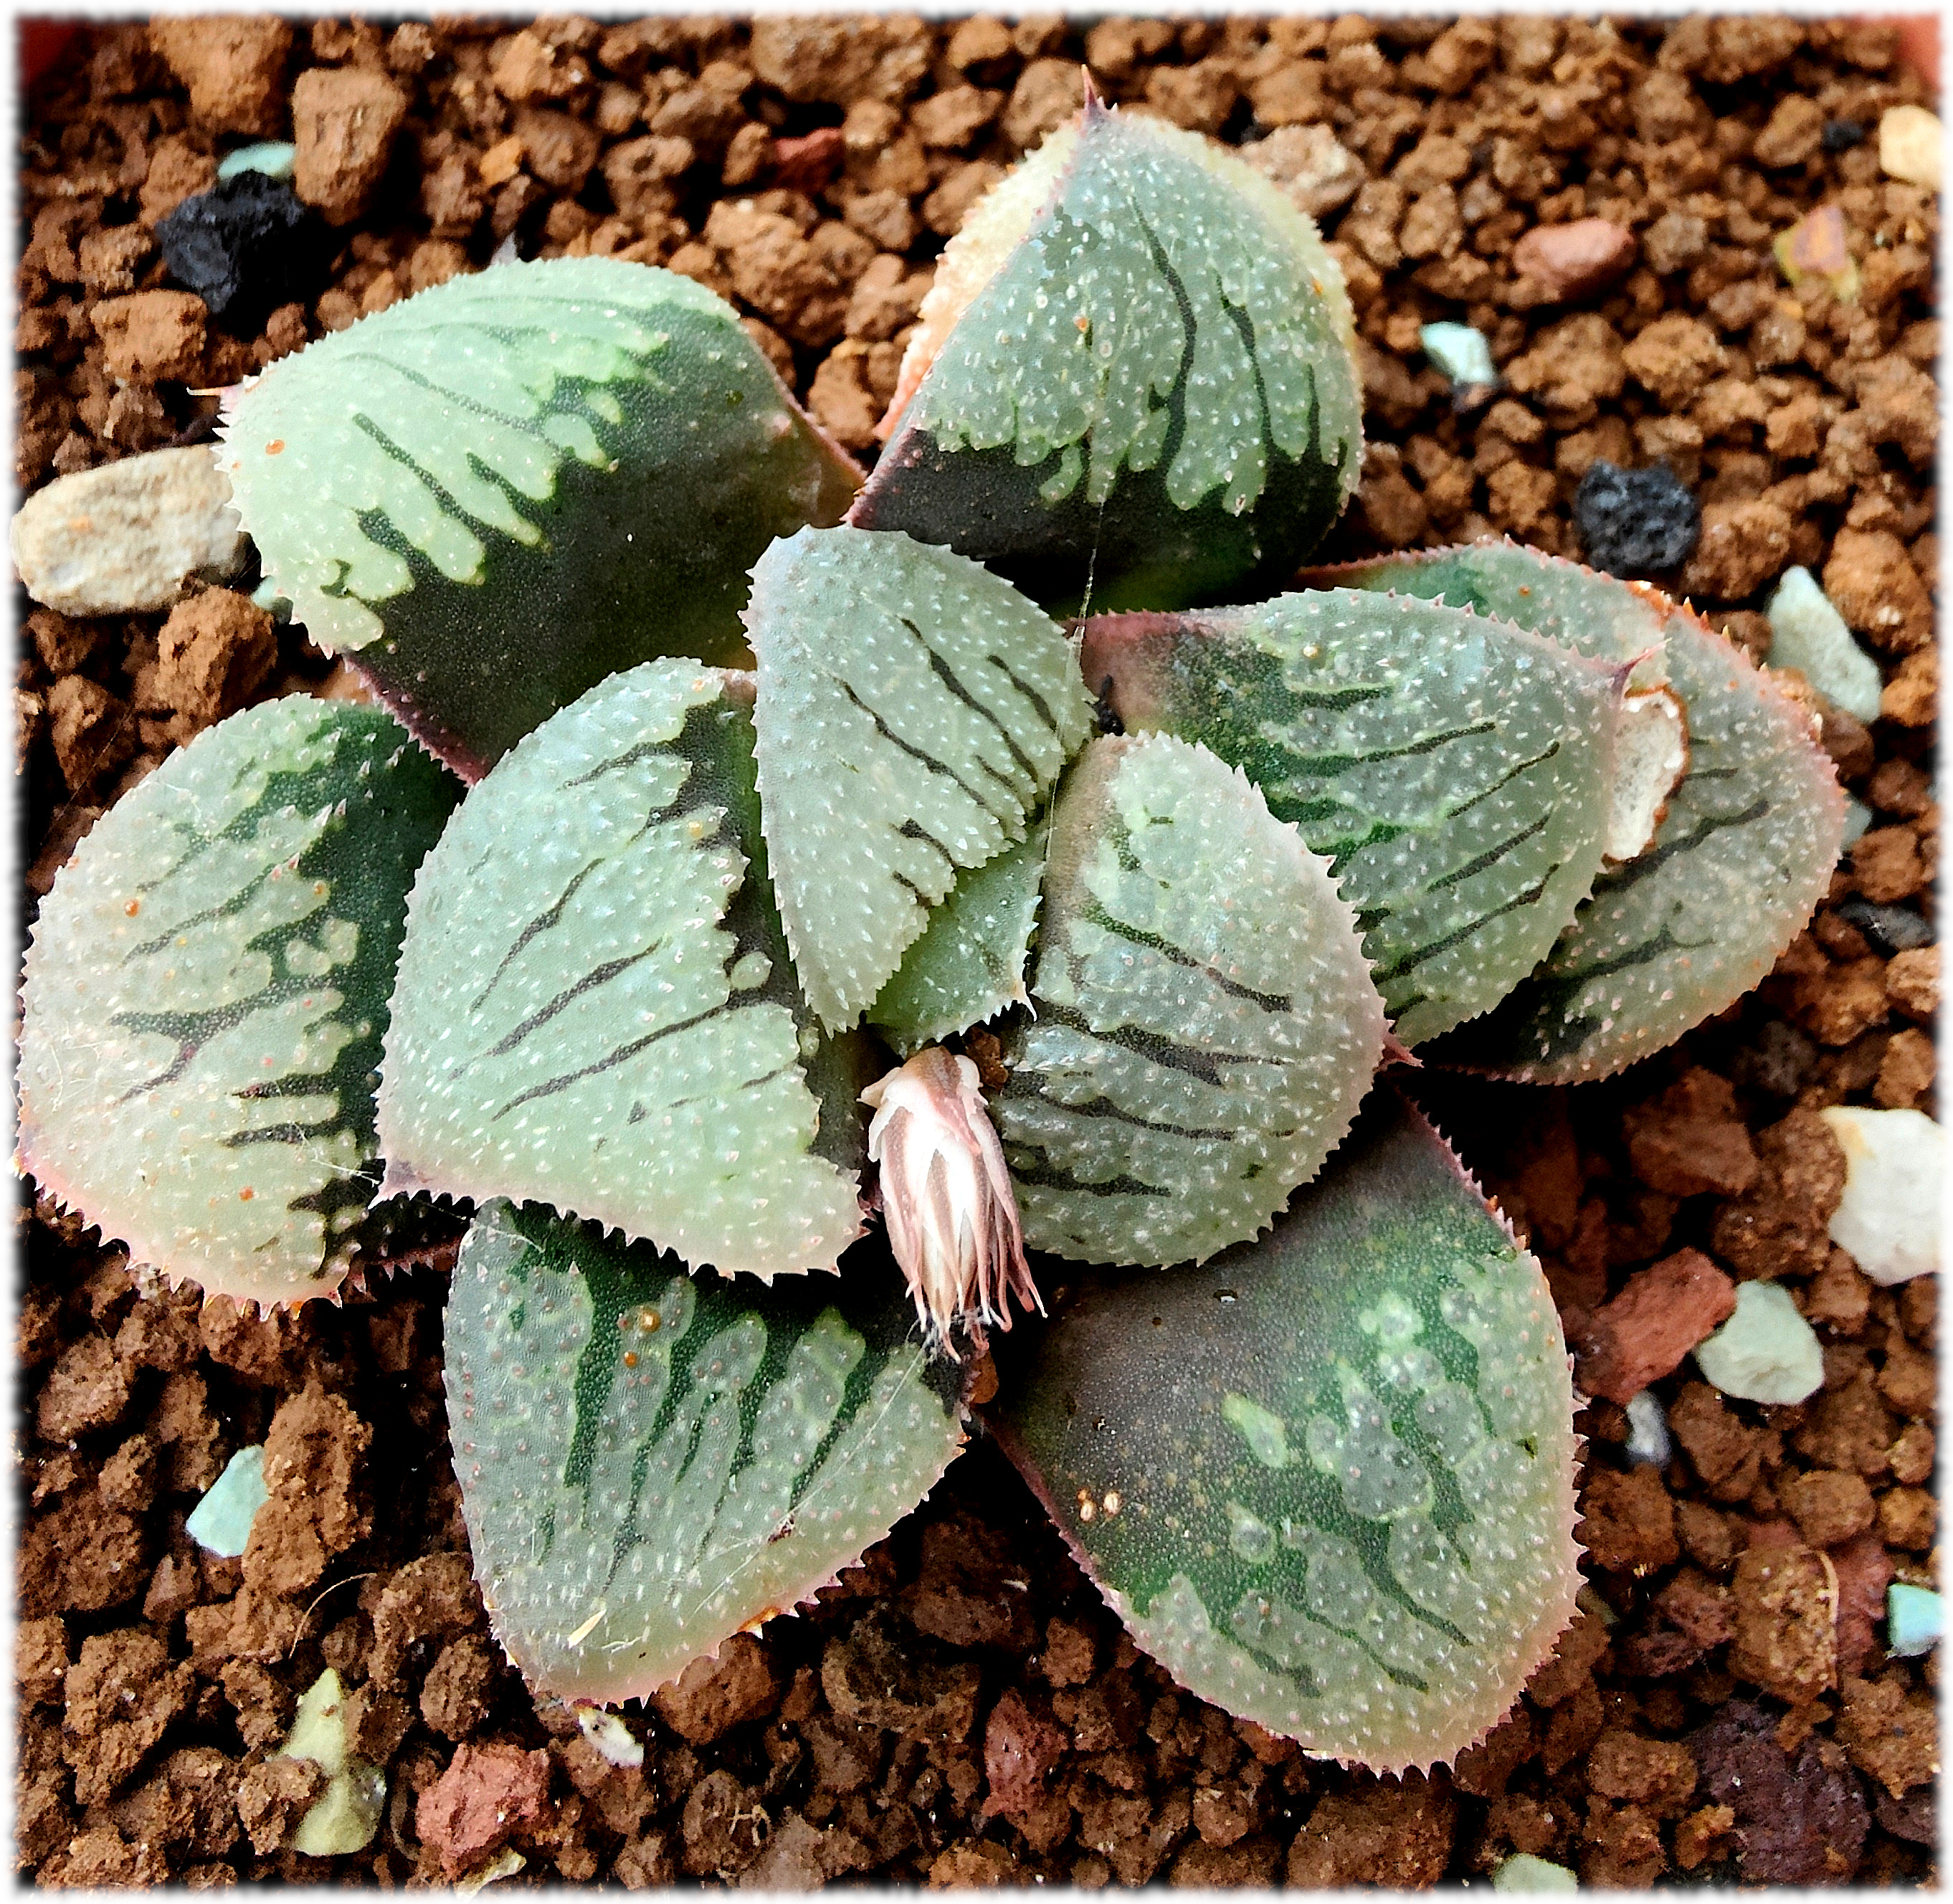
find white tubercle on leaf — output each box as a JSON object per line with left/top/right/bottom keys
{"left": 862, "top": 1047, "right": 1040, "bottom": 1358}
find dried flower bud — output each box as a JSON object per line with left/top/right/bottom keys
{"left": 860, "top": 1046, "right": 1040, "bottom": 1358}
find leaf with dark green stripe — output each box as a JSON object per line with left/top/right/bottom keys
{"left": 988, "top": 1093, "right": 1580, "bottom": 1771}
{"left": 1331, "top": 546, "right": 1845, "bottom": 1080}
{"left": 995, "top": 733, "right": 1384, "bottom": 1267}
{"left": 379, "top": 661, "right": 866, "bottom": 1279}
{"left": 18, "top": 698, "right": 460, "bottom": 1307}
{"left": 850, "top": 103, "right": 1363, "bottom": 612}
{"left": 747, "top": 526, "right": 1093, "bottom": 1032}
{"left": 1081, "top": 588, "right": 1626, "bottom": 1044}
{"left": 868, "top": 819, "right": 1050, "bottom": 1055}
{"left": 447, "top": 1202, "right": 966, "bottom": 1703}
{"left": 1321, "top": 540, "right": 1671, "bottom": 682}
{"left": 221, "top": 258, "right": 860, "bottom": 779}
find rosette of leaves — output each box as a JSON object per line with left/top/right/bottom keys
{"left": 15, "top": 99, "right": 1846, "bottom": 1773}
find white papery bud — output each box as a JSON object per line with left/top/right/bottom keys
{"left": 860, "top": 1046, "right": 1040, "bottom": 1358}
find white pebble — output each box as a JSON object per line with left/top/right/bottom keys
{"left": 1624, "top": 1390, "right": 1672, "bottom": 1467}
{"left": 184, "top": 1444, "right": 267, "bottom": 1558}
{"left": 1820, "top": 1106, "right": 1942, "bottom": 1286}
{"left": 10, "top": 445, "right": 244, "bottom": 615}
{"left": 280, "top": 1667, "right": 387, "bottom": 1856}
{"left": 1693, "top": 1281, "right": 1824, "bottom": 1404}
{"left": 1767, "top": 566, "right": 1883, "bottom": 724}
{"left": 1494, "top": 1852, "right": 1579, "bottom": 1892}
{"left": 1418, "top": 321, "right": 1496, "bottom": 389}
{"left": 577, "top": 1705, "right": 644, "bottom": 1767}
{"left": 217, "top": 141, "right": 298, "bottom": 183}
{"left": 1887, "top": 1584, "right": 1942, "bottom": 1658}
{"left": 1880, "top": 105, "right": 1943, "bottom": 190}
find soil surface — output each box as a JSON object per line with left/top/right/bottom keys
{"left": 14, "top": 13, "right": 1939, "bottom": 1889}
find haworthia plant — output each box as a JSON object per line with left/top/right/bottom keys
{"left": 994, "top": 733, "right": 1386, "bottom": 1267}
{"left": 221, "top": 259, "right": 860, "bottom": 777}
{"left": 746, "top": 525, "right": 1093, "bottom": 1030}
{"left": 17, "top": 699, "right": 459, "bottom": 1307}
{"left": 379, "top": 661, "right": 867, "bottom": 1279}
{"left": 1080, "top": 588, "right": 1630, "bottom": 1045}
{"left": 1331, "top": 545, "right": 1845, "bottom": 1080}
{"left": 447, "top": 1202, "right": 966, "bottom": 1703}
{"left": 12, "top": 94, "right": 1850, "bottom": 1771}
{"left": 989, "top": 1093, "right": 1581, "bottom": 1772}
{"left": 853, "top": 100, "right": 1362, "bottom": 613}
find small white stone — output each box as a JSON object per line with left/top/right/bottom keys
{"left": 280, "top": 1666, "right": 387, "bottom": 1857}
{"left": 1693, "top": 1281, "right": 1824, "bottom": 1404}
{"left": 1880, "top": 105, "right": 1943, "bottom": 190}
{"left": 576, "top": 1705, "right": 644, "bottom": 1767}
{"left": 1419, "top": 321, "right": 1496, "bottom": 389}
{"left": 1624, "top": 1390, "right": 1672, "bottom": 1467}
{"left": 1767, "top": 566, "right": 1883, "bottom": 724}
{"left": 1820, "top": 1106, "right": 1942, "bottom": 1286}
{"left": 10, "top": 445, "right": 244, "bottom": 615}
{"left": 455, "top": 1847, "right": 526, "bottom": 1891}
{"left": 217, "top": 141, "right": 298, "bottom": 183}
{"left": 1840, "top": 794, "right": 1873, "bottom": 846}
{"left": 1887, "top": 1583, "right": 1941, "bottom": 1657}
{"left": 1494, "top": 1852, "right": 1579, "bottom": 1892}
{"left": 184, "top": 1444, "right": 267, "bottom": 1558}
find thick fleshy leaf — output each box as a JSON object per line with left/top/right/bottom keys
{"left": 447, "top": 1202, "right": 966, "bottom": 1703}
{"left": 994, "top": 733, "right": 1385, "bottom": 1267}
{"left": 1331, "top": 546, "right": 1845, "bottom": 1080}
{"left": 379, "top": 662, "right": 865, "bottom": 1279}
{"left": 221, "top": 258, "right": 860, "bottom": 778}
{"left": 747, "top": 526, "right": 1093, "bottom": 1030}
{"left": 988, "top": 1093, "right": 1581, "bottom": 1773}
{"left": 18, "top": 698, "right": 460, "bottom": 1307}
{"left": 1081, "top": 589, "right": 1627, "bottom": 1045}
{"left": 868, "top": 819, "right": 1050, "bottom": 1055}
{"left": 1321, "top": 541, "right": 1673, "bottom": 684}
{"left": 851, "top": 103, "right": 1362, "bottom": 613}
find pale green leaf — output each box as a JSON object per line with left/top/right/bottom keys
{"left": 857, "top": 105, "right": 1363, "bottom": 611}
{"left": 989, "top": 1093, "right": 1581, "bottom": 1772}
{"left": 748, "top": 525, "right": 1093, "bottom": 1031}
{"left": 868, "top": 819, "right": 1050, "bottom": 1055}
{"left": 447, "top": 1202, "right": 966, "bottom": 1703}
{"left": 379, "top": 661, "right": 863, "bottom": 1278}
{"left": 221, "top": 258, "right": 859, "bottom": 776}
{"left": 1083, "top": 587, "right": 1626, "bottom": 1044}
{"left": 1335, "top": 546, "right": 1846, "bottom": 1080}
{"left": 996, "top": 733, "right": 1386, "bottom": 1267}
{"left": 18, "top": 699, "right": 459, "bottom": 1306}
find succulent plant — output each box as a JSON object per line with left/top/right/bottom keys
{"left": 16, "top": 95, "right": 1844, "bottom": 1775}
